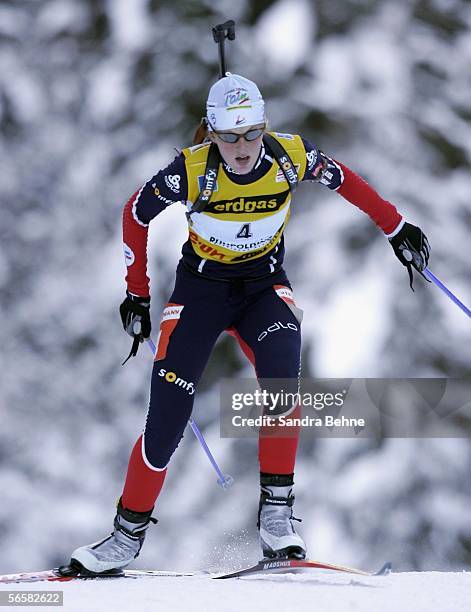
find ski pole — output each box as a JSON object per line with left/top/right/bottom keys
{"left": 145, "top": 337, "right": 234, "bottom": 489}
{"left": 423, "top": 268, "right": 470, "bottom": 319}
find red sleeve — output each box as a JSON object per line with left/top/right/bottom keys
{"left": 123, "top": 188, "right": 150, "bottom": 297}
{"left": 336, "top": 161, "right": 402, "bottom": 235}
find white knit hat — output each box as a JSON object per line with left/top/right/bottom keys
{"left": 206, "top": 73, "right": 265, "bottom": 131}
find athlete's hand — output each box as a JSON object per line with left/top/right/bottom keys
{"left": 120, "top": 292, "right": 151, "bottom": 364}
{"left": 389, "top": 222, "right": 431, "bottom": 290}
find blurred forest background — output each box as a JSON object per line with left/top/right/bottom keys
{"left": 0, "top": 0, "right": 470, "bottom": 574}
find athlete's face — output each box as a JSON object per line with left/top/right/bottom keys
{"left": 208, "top": 123, "right": 265, "bottom": 174}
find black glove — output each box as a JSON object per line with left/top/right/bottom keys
{"left": 119, "top": 292, "right": 151, "bottom": 365}
{"left": 389, "top": 222, "right": 431, "bottom": 290}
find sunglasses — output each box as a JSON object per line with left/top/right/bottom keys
{"left": 213, "top": 125, "right": 265, "bottom": 144}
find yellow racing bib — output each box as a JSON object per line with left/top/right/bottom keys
{"left": 181, "top": 133, "right": 307, "bottom": 264}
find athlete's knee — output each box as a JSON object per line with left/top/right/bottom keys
{"left": 141, "top": 429, "right": 183, "bottom": 470}
{"left": 260, "top": 376, "right": 300, "bottom": 418}
{"left": 255, "top": 342, "right": 301, "bottom": 380}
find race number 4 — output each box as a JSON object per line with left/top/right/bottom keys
{"left": 236, "top": 223, "right": 253, "bottom": 239}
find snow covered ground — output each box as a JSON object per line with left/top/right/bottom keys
{"left": 2, "top": 570, "right": 471, "bottom": 612}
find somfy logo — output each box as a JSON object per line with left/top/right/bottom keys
{"left": 198, "top": 173, "right": 219, "bottom": 192}
{"left": 158, "top": 368, "right": 195, "bottom": 395}
{"left": 278, "top": 155, "right": 298, "bottom": 183}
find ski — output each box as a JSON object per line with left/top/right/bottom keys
{"left": 213, "top": 558, "right": 392, "bottom": 579}
{"left": 0, "top": 559, "right": 391, "bottom": 584}
{"left": 0, "top": 568, "right": 200, "bottom": 584}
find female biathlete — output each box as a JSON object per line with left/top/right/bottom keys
{"left": 67, "top": 73, "right": 430, "bottom": 574}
